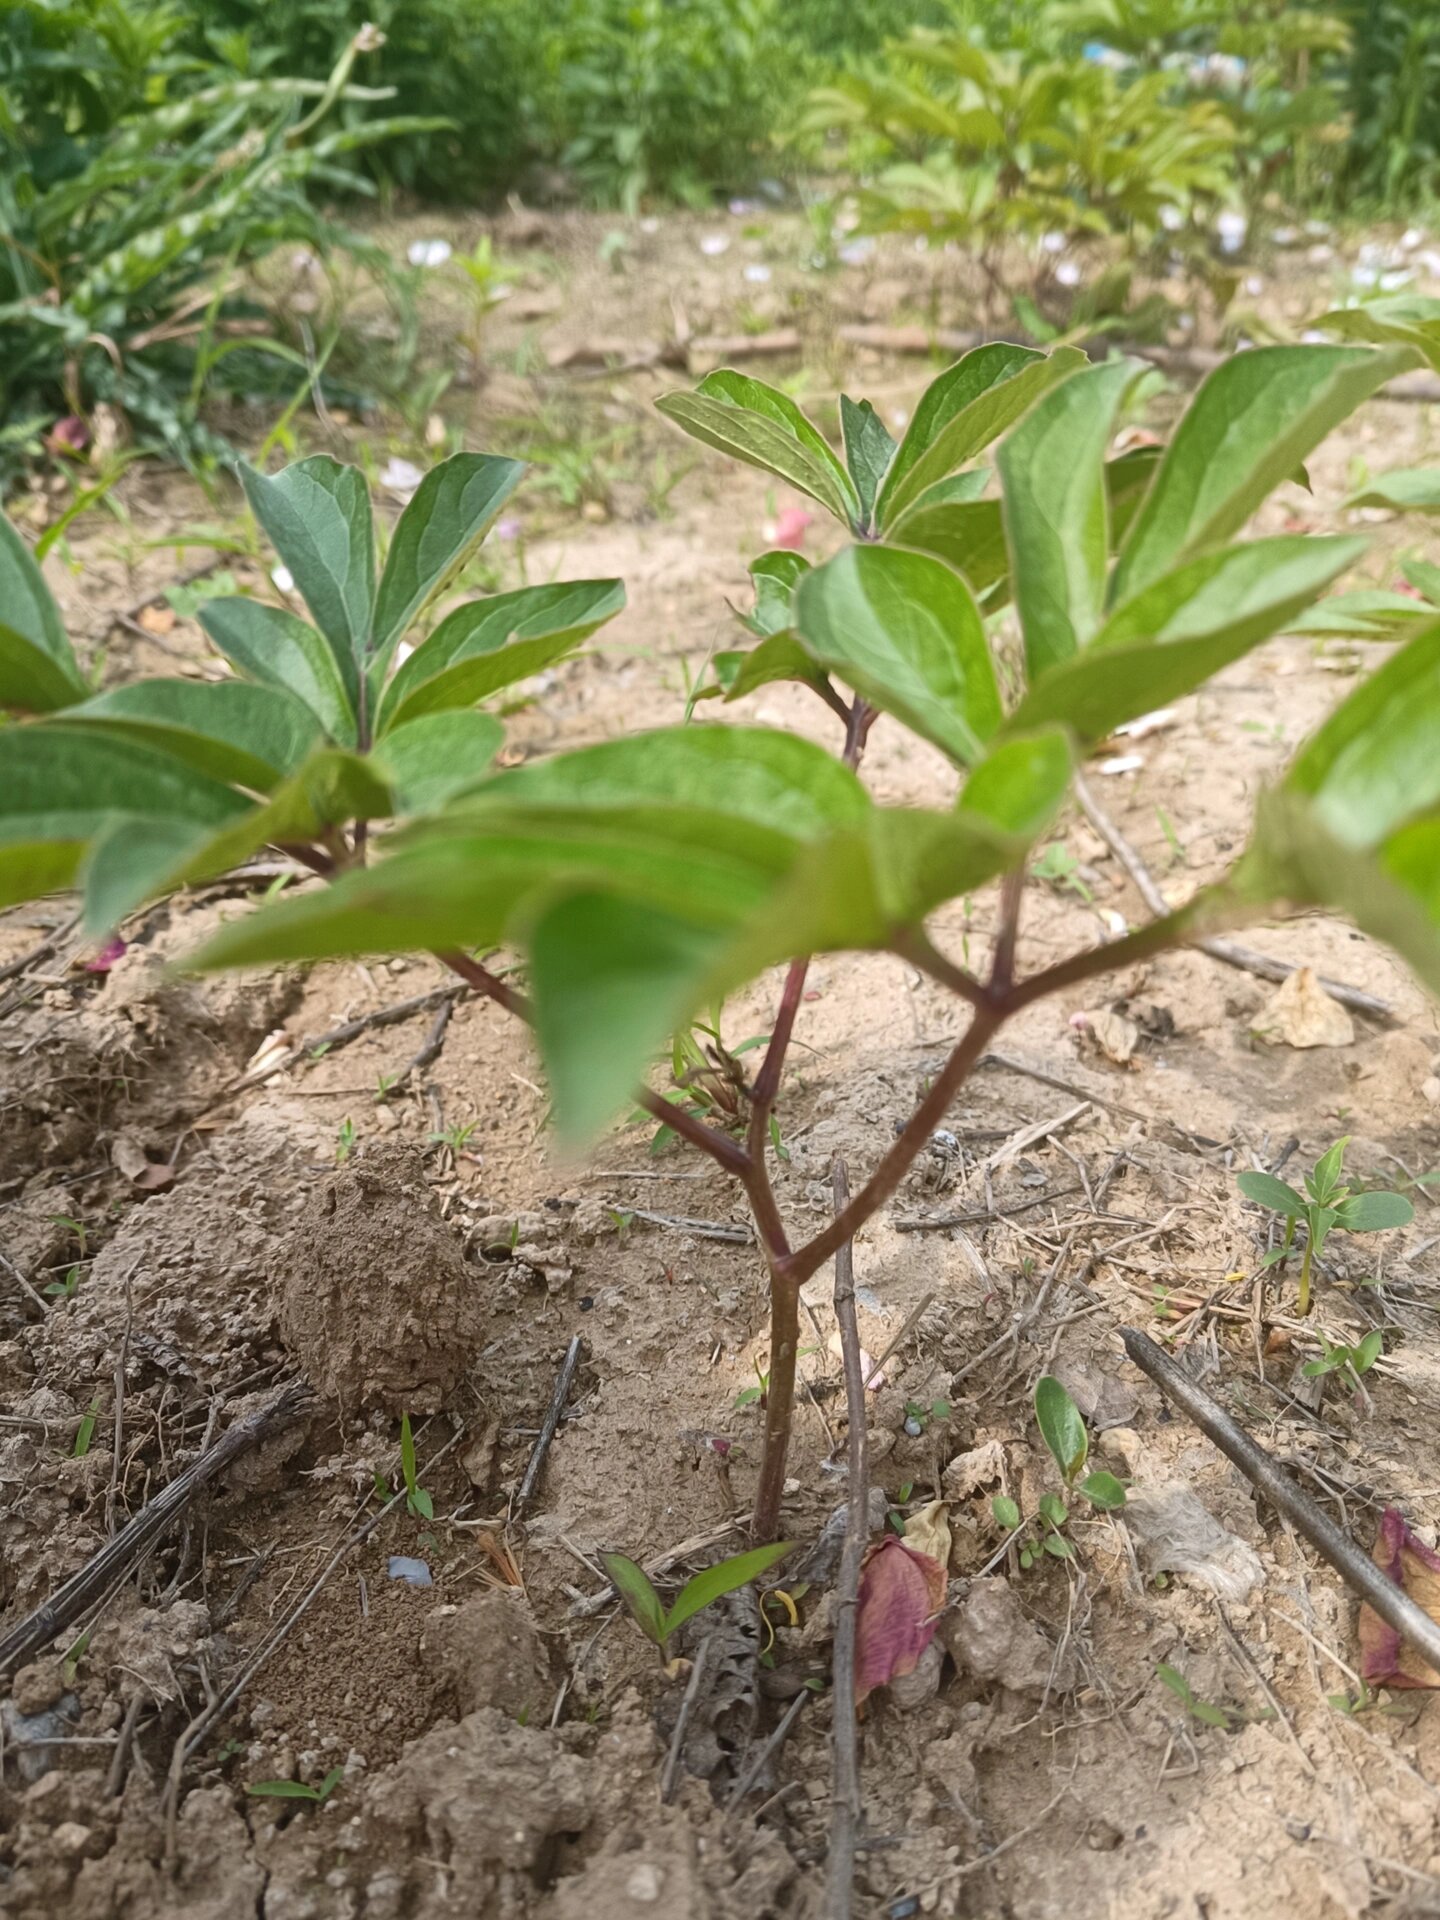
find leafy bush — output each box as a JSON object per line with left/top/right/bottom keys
{"left": 803, "top": 0, "right": 1353, "bottom": 306}
{"left": 188, "top": 0, "right": 534, "bottom": 202}
{"left": 1335, "top": 0, "right": 1440, "bottom": 204}
{"left": 5, "top": 328, "right": 1440, "bottom": 1539}
{"left": 0, "top": 5, "right": 416, "bottom": 478}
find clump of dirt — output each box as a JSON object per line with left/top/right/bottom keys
{"left": 277, "top": 1140, "right": 488, "bottom": 1414}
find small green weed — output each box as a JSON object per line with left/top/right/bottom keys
{"left": 1238, "top": 1138, "right": 1413, "bottom": 1315}
{"left": 603, "top": 1541, "right": 794, "bottom": 1663}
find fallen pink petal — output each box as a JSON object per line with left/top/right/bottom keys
{"left": 772, "top": 506, "right": 813, "bottom": 551}
{"left": 854, "top": 1535, "right": 947, "bottom": 1705}
{"left": 1359, "top": 1507, "right": 1440, "bottom": 1689}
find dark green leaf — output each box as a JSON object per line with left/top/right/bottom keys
{"left": 999, "top": 358, "right": 1138, "bottom": 679}
{"left": 1034, "top": 1374, "right": 1087, "bottom": 1480}
{"left": 713, "top": 633, "right": 833, "bottom": 704}
{"left": 1334, "top": 1191, "right": 1414, "bottom": 1232}
{"left": 1044, "top": 1533, "right": 1076, "bottom": 1559}
{"left": 198, "top": 597, "right": 356, "bottom": 744}
{"left": 370, "top": 454, "right": 525, "bottom": 680}
{"left": 601, "top": 1551, "right": 668, "bottom": 1648}
{"left": 1236, "top": 1171, "right": 1308, "bottom": 1216}
{"left": 79, "top": 817, "right": 215, "bottom": 933}
{"left": 663, "top": 1541, "right": 796, "bottom": 1639}
{"left": 793, "top": 544, "right": 1001, "bottom": 765}
{"left": 886, "top": 497, "right": 1009, "bottom": 605}
{"left": 840, "top": 395, "right": 897, "bottom": 529}
{"left": 1004, "top": 536, "right": 1365, "bottom": 746}
{"left": 991, "top": 1495, "right": 1021, "bottom": 1530}
{"left": 239, "top": 457, "right": 375, "bottom": 694}
{"left": 657, "top": 372, "right": 857, "bottom": 523}
{"left": 377, "top": 580, "right": 624, "bottom": 731}
{"left": 1310, "top": 1137, "right": 1348, "bottom": 1199}
{"left": 0, "top": 513, "right": 85, "bottom": 712}
{"left": 1355, "top": 1329, "right": 1385, "bottom": 1371}
{"left": 878, "top": 345, "right": 1085, "bottom": 528}
{"left": 1114, "top": 347, "right": 1415, "bottom": 600}
{"left": 66, "top": 679, "right": 324, "bottom": 790}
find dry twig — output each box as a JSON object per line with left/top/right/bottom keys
{"left": 514, "top": 1335, "right": 584, "bottom": 1515}
{"left": 828, "top": 1157, "right": 868, "bottom": 1920}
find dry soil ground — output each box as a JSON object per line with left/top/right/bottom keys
{"left": 4, "top": 208, "right": 1440, "bottom": 1920}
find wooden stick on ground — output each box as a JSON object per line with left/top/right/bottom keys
{"left": 514, "top": 1335, "right": 584, "bottom": 1516}
{"left": 828, "top": 1156, "right": 868, "bottom": 1920}
{"left": 0, "top": 1382, "right": 316, "bottom": 1676}
{"left": 1075, "top": 771, "right": 1397, "bottom": 1024}
{"left": 1121, "top": 1328, "right": 1440, "bottom": 1678}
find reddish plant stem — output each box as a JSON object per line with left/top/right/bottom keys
{"left": 896, "top": 930, "right": 989, "bottom": 1010}
{"left": 781, "top": 997, "right": 1006, "bottom": 1293}
{"left": 750, "top": 1258, "right": 801, "bottom": 1543}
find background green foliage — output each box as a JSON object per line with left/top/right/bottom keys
{"left": 0, "top": 0, "right": 416, "bottom": 477}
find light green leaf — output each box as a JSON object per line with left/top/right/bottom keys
{"left": 743, "top": 551, "right": 812, "bottom": 638}
{"left": 0, "top": 512, "right": 85, "bottom": 712}
{"left": 186, "top": 803, "right": 804, "bottom": 972}
{"left": 959, "top": 729, "right": 1073, "bottom": 838}
{"left": 656, "top": 375, "right": 858, "bottom": 524}
{"left": 999, "top": 358, "right": 1138, "bottom": 680}
{"left": 1335, "top": 1191, "right": 1414, "bottom": 1232}
{"left": 199, "top": 597, "right": 357, "bottom": 745}
{"left": 1287, "top": 589, "right": 1438, "bottom": 640}
{"left": 1318, "top": 295, "right": 1440, "bottom": 372}
{"left": 1236, "top": 1170, "right": 1308, "bottom": 1216}
{"left": 1034, "top": 1375, "right": 1087, "bottom": 1481}
{"left": 1232, "top": 790, "right": 1440, "bottom": 999}
{"left": 1114, "top": 346, "right": 1415, "bottom": 600}
{"left": 66, "top": 679, "right": 324, "bottom": 790}
{"left": 1404, "top": 558, "right": 1440, "bottom": 605}
{"left": 370, "top": 453, "right": 525, "bottom": 680}
{"left": 878, "top": 345, "right": 1084, "bottom": 527}
{"left": 473, "top": 726, "right": 871, "bottom": 839}
{"left": 168, "top": 748, "right": 394, "bottom": 890}
{"left": 840, "top": 395, "right": 897, "bottom": 529}
{"left": 530, "top": 890, "right": 726, "bottom": 1141}
{"left": 1284, "top": 620, "right": 1440, "bottom": 847}
{"left": 239, "top": 457, "right": 375, "bottom": 694}
{"left": 793, "top": 544, "right": 1001, "bottom": 765}
{"left": 1344, "top": 469, "right": 1440, "bottom": 513}
{"left": 0, "top": 726, "right": 252, "bottom": 839}
{"left": 600, "top": 1552, "right": 668, "bottom": 1649}
{"left": 0, "top": 842, "right": 86, "bottom": 912}
{"left": 1004, "top": 535, "right": 1366, "bottom": 746}
{"left": 663, "top": 1541, "right": 796, "bottom": 1639}
{"left": 79, "top": 817, "right": 214, "bottom": 932}
{"left": 1079, "top": 1470, "right": 1127, "bottom": 1511}
{"left": 371, "top": 710, "right": 504, "bottom": 813}
{"left": 377, "top": 580, "right": 624, "bottom": 732}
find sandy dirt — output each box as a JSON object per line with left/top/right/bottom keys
{"left": 3, "top": 206, "right": 1440, "bottom": 1920}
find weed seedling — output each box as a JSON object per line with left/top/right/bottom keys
{"left": 1156, "top": 1664, "right": 1248, "bottom": 1732}
{"left": 1238, "top": 1138, "right": 1413, "bottom": 1315}
{"left": 72, "top": 1397, "right": 99, "bottom": 1458}
{"left": 44, "top": 1265, "right": 82, "bottom": 1301}
{"left": 399, "top": 1413, "right": 433, "bottom": 1521}
{"left": 335, "top": 1117, "right": 356, "bottom": 1165}
{"left": 1304, "top": 1328, "right": 1385, "bottom": 1386}
{"left": 1031, "top": 841, "right": 1094, "bottom": 904}
{"left": 246, "top": 1768, "right": 344, "bottom": 1805}
{"left": 602, "top": 1541, "right": 794, "bottom": 1664}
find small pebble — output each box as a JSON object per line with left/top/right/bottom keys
{"left": 904, "top": 1416, "right": 924, "bottom": 1439}
{"left": 387, "top": 1556, "right": 433, "bottom": 1588}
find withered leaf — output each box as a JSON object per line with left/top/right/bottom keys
{"left": 855, "top": 1534, "right": 947, "bottom": 1705}
{"left": 1360, "top": 1507, "right": 1440, "bottom": 1689}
